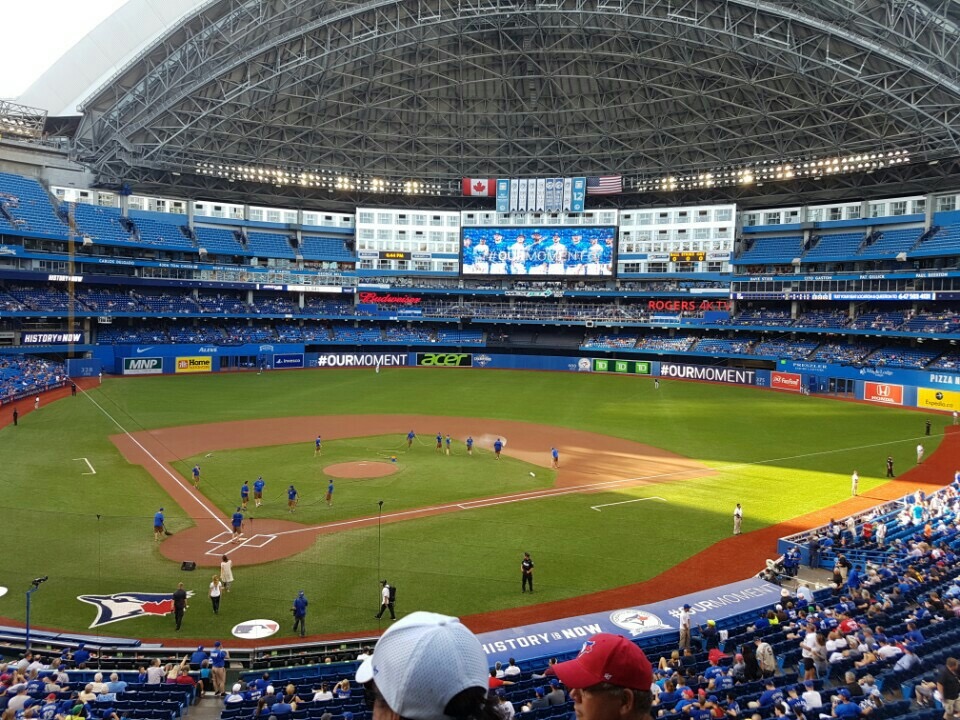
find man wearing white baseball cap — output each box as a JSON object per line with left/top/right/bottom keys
{"left": 356, "top": 611, "right": 500, "bottom": 720}
{"left": 552, "top": 633, "right": 654, "bottom": 720}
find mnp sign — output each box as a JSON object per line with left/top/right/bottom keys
{"left": 123, "top": 357, "right": 163, "bottom": 375}
{"left": 416, "top": 353, "right": 473, "bottom": 367}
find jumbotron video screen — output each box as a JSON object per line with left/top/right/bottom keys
{"left": 461, "top": 226, "right": 616, "bottom": 276}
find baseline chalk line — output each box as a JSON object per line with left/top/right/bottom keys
{"left": 73, "top": 457, "right": 96, "bottom": 475}
{"left": 590, "top": 496, "right": 666, "bottom": 512}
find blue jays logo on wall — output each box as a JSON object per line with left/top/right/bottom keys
{"left": 608, "top": 607, "right": 671, "bottom": 636}
{"left": 474, "top": 354, "right": 493, "bottom": 367}
{"left": 78, "top": 591, "right": 194, "bottom": 628}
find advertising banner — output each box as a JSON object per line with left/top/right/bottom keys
{"left": 273, "top": 353, "right": 304, "bottom": 370}
{"left": 863, "top": 381, "right": 904, "bottom": 405}
{"left": 22, "top": 331, "right": 85, "bottom": 344}
{"left": 123, "top": 357, "right": 163, "bottom": 375}
{"left": 592, "top": 359, "right": 651, "bottom": 375}
{"left": 917, "top": 387, "right": 960, "bottom": 412}
{"left": 175, "top": 356, "right": 212, "bottom": 374}
{"left": 475, "top": 578, "right": 781, "bottom": 662}
{"left": 771, "top": 371, "right": 802, "bottom": 392}
{"left": 416, "top": 353, "right": 473, "bottom": 367}
{"left": 659, "top": 363, "right": 760, "bottom": 386}
{"left": 315, "top": 353, "right": 409, "bottom": 369}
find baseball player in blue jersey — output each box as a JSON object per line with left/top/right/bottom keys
{"left": 253, "top": 476, "right": 265, "bottom": 507}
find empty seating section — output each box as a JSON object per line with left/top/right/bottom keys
{"left": 803, "top": 232, "right": 863, "bottom": 261}
{"left": 247, "top": 232, "right": 295, "bottom": 259}
{"left": 69, "top": 202, "right": 133, "bottom": 244}
{"left": 76, "top": 289, "right": 140, "bottom": 312}
{"left": 299, "top": 235, "right": 354, "bottom": 260}
{"left": 136, "top": 292, "right": 201, "bottom": 314}
{"left": 735, "top": 235, "right": 801, "bottom": 264}
{"left": 0, "top": 355, "right": 66, "bottom": 400}
{"left": 730, "top": 310, "right": 793, "bottom": 327}
{"left": 582, "top": 334, "right": 639, "bottom": 349}
{"left": 637, "top": 334, "right": 695, "bottom": 351}
{"left": 858, "top": 228, "right": 923, "bottom": 259}
{"left": 0, "top": 172, "right": 68, "bottom": 236}
{"left": 435, "top": 328, "right": 483, "bottom": 344}
{"left": 866, "top": 345, "right": 940, "bottom": 369}
{"left": 753, "top": 338, "right": 818, "bottom": 359}
{"left": 792, "top": 310, "right": 848, "bottom": 329}
{"left": 929, "top": 351, "right": 960, "bottom": 370}
{"left": 901, "top": 313, "right": 960, "bottom": 334}
{"left": 167, "top": 324, "right": 225, "bottom": 343}
{"left": 223, "top": 323, "right": 274, "bottom": 343}
{"left": 810, "top": 342, "right": 874, "bottom": 364}
{"left": 97, "top": 325, "right": 168, "bottom": 344}
{"left": 693, "top": 337, "right": 754, "bottom": 354}
{"left": 302, "top": 298, "right": 354, "bottom": 315}
{"left": 912, "top": 224, "right": 960, "bottom": 257}
{"left": 251, "top": 295, "right": 298, "bottom": 314}
{"left": 197, "top": 293, "right": 249, "bottom": 314}
{"left": 131, "top": 216, "right": 195, "bottom": 250}
{"left": 195, "top": 225, "right": 246, "bottom": 254}
{"left": 7, "top": 284, "right": 77, "bottom": 311}
{"left": 849, "top": 310, "right": 906, "bottom": 331}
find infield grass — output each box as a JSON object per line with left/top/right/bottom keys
{"left": 0, "top": 368, "right": 945, "bottom": 637}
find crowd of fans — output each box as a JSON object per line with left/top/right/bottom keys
{"left": 0, "top": 356, "right": 66, "bottom": 402}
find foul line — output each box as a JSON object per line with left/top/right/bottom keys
{"left": 73, "top": 457, "right": 96, "bottom": 475}
{"left": 591, "top": 496, "right": 666, "bottom": 511}
{"left": 81, "top": 390, "right": 230, "bottom": 531}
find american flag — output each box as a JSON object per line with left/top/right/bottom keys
{"left": 586, "top": 175, "right": 622, "bottom": 195}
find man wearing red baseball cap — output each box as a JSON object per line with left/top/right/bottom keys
{"left": 552, "top": 634, "right": 654, "bottom": 720}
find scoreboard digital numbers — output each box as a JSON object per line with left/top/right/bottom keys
{"left": 669, "top": 251, "right": 706, "bottom": 262}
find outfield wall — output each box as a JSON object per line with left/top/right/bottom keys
{"left": 88, "top": 344, "right": 960, "bottom": 413}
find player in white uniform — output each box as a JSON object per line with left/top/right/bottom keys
{"left": 566, "top": 235, "right": 586, "bottom": 275}
{"left": 546, "top": 235, "right": 567, "bottom": 275}
{"left": 489, "top": 233, "right": 508, "bottom": 274}
{"left": 585, "top": 237, "right": 604, "bottom": 275}
{"left": 508, "top": 236, "right": 528, "bottom": 275}
{"left": 473, "top": 237, "right": 490, "bottom": 273}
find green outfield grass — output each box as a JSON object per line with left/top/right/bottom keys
{"left": 0, "top": 368, "right": 945, "bottom": 637}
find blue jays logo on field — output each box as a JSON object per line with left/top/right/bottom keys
{"left": 609, "top": 607, "right": 671, "bottom": 636}
{"left": 78, "top": 591, "right": 194, "bottom": 628}
{"left": 474, "top": 354, "right": 492, "bottom": 367}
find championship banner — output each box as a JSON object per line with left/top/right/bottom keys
{"left": 175, "top": 356, "right": 212, "bottom": 374}
{"left": 863, "top": 381, "right": 903, "bottom": 405}
{"left": 917, "top": 387, "right": 960, "bottom": 412}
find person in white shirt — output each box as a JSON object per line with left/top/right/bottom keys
{"left": 917, "top": 443, "right": 924, "bottom": 464}
{"left": 146, "top": 659, "right": 165, "bottom": 685}
{"left": 225, "top": 684, "right": 246, "bottom": 704}
{"left": 679, "top": 604, "right": 693, "bottom": 648}
{"left": 851, "top": 471, "right": 859, "bottom": 497}
{"left": 312, "top": 682, "right": 333, "bottom": 702}
{"left": 801, "top": 680, "right": 823, "bottom": 709}
{"left": 503, "top": 658, "right": 522, "bottom": 677}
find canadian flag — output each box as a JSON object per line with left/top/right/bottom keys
{"left": 461, "top": 178, "right": 496, "bottom": 196}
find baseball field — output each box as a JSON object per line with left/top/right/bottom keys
{"left": 0, "top": 367, "right": 946, "bottom": 640}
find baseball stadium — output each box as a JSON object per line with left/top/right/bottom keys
{"left": 2, "top": 1, "right": 960, "bottom": 719}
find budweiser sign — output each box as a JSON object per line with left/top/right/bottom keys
{"left": 357, "top": 292, "right": 422, "bottom": 305}
{"left": 771, "top": 371, "right": 802, "bottom": 392}
{"left": 863, "top": 382, "right": 903, "bottom": 406}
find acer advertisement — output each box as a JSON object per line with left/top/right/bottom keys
{"left": 771, "top": 372, "right": 803, "bottom": 392}
{"left": 461, "top": 226, "right": 615, "bottom": 276}
{"left": 863, "top": 382, "right": 904, "bottom": 405}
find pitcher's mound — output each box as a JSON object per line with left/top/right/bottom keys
{"left": 325, "top": 461, "right": 398, "bottom": 479}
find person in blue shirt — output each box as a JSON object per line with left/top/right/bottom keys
{"left": 551, "top": 447, "right": 559, "bottom": 468}
{"left": 240, "top": 481, "right": 250, "bottom": 511}
{"left": 406, "top": 430, "right": 416, "bottom": 450}
{"left": 466, "top": 436, "right": 474, "bottom": 456}
{"left": 435, "top": 432, "right": 443, "bottom": 453}
{"left": 190, "top": 646, "right": 208, "bottom": 670}
{"left": 154, "top": 507, "right": 165, "bottom": 543}
{"left": 231, "top": 508, "right": 244, "bottom": 542}
{"left": 73, "top": 643, "right": 91, "bottom": 667}
{"left": 314, "top": 435, "right": 322, "bottom": 456}
{"left": 287, "top": 485, "right": 298, "bottom": 512}
{"left": 494, "top": 438, "right": 503, "bottom": 459}
{"left": 757, "top": 680, "right": 783, "bottom": 708}
{"left": 445, "top": 434, "right": 452, "bottom": 455}
{"left": 325, "top": 479, "right": 334, "bottom": 507}
{"left": 210, "top": 642, "right": 228, "bottom": 697}
{"left": 192, "top": 464, "right": 201, "bottom": 488}
{"left": 253, "top": 476, "right": 265, "bottom": 508}
{"left": 38, "top": 696, "right": 59, "bottom": 720}
{"left": 292, "top": 591, "right": 308, "bottom": 636}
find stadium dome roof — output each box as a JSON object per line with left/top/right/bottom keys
{"left": 72, "top": 0, "right": 960, "bottom": 201}
{"left": 16, "top": 0, "right": 205, "bottom": 118}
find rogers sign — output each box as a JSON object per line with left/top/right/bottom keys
{"left": 646, "top": 300, "right": 729, "bottom": 312}
{"left": 358, "top": 292, "right": 422, "bottom": 305}
{"left": 771, "top": 371, "right": 802, "bottom": 392}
